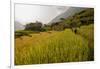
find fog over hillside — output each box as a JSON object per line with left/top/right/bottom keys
{"left": 49, "top": 7, "right": 86, "bottom": 24}
{"left": 15, "top": 4, "right": 69, "bottom": 25}
{"left": 15, "top": 4, "right": 87, "bottom": 30}
{"left": 15, "top": 21, "right": 25, "bottom": 31}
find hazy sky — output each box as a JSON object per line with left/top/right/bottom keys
{"left": 15, "top": 4, "right": 69, "bottom": 25}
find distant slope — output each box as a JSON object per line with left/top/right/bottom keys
{"left": 15, "top": 21, "right": 25, "bottom": 31}
{"left": 50, "top": 8, "right": 94, "bottom": 31}
{"left": 49, "top": 7, "right": 86, "bottom": 24}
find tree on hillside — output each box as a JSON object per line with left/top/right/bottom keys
{"left": 25, "top": 21, "right": 43, "bottom": 31}
{"left": 71, "top": 17, "right": 81, "bottom": 28}
{"left": 60, "top": 18, "right": 66, "bottom": 21}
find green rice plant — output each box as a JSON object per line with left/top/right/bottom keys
{"left": 77, "top": 24, "right": 94, "bottom": 60}
{"left": 15, "top": 29, "right": 91, "bottom": 65}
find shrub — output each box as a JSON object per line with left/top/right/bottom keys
{"left": 25, "top": 21, "right": 43, "bottom": 31}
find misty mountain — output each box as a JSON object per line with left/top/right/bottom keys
{"left": 49, "top": 7, "right": 86, "bottom": 24}
{"left": 15, "top": 21, "right": 25, "bottom": 31}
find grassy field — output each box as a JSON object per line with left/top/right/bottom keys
{"left": 15, "top": 24, "right": 94, "bottom": 65}
{"left": 77, "top": 24, "right": 94, "bottom": 60}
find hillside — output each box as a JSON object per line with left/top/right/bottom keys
{"left": 50, "top": 8, "right": 94, "bottom": 31}
{"left": 49, "top": 7, "right": 86, "bottom": 24}
{"left": 15, "top": 21, "right": 25, "bottom": 31}
{"left": 15, "top": 8, "right": 94, "bottom": 65}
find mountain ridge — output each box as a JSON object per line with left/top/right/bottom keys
{"left": 15, "top": 21, "right": 25, "bottom": 31}
{"left": 49, "top": 7, "right": 86, "bottom": 24}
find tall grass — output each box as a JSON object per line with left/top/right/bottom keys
{"left": 77, "top": 24, "right": 94, "bottom": 60}
{"left": 15, "top": 29, "right": 91, "bottom": 65}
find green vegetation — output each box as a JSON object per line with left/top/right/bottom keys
{"left": 77, "top": 24, "right": 94, "bottom": 60}
{"left": 15, "top": 8, "right": 94, "bottom": 65}
{"left": 15, "top": 30, "right": 40, "bottom": 39}
{"left": 25, "top": 21, "right": 43, "bottom": 31}
{"left": 15, "top": 29, "right": 91, "bottom": 65}
{"left": 51, "top": 8, "right": 94, "bottom": 31}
